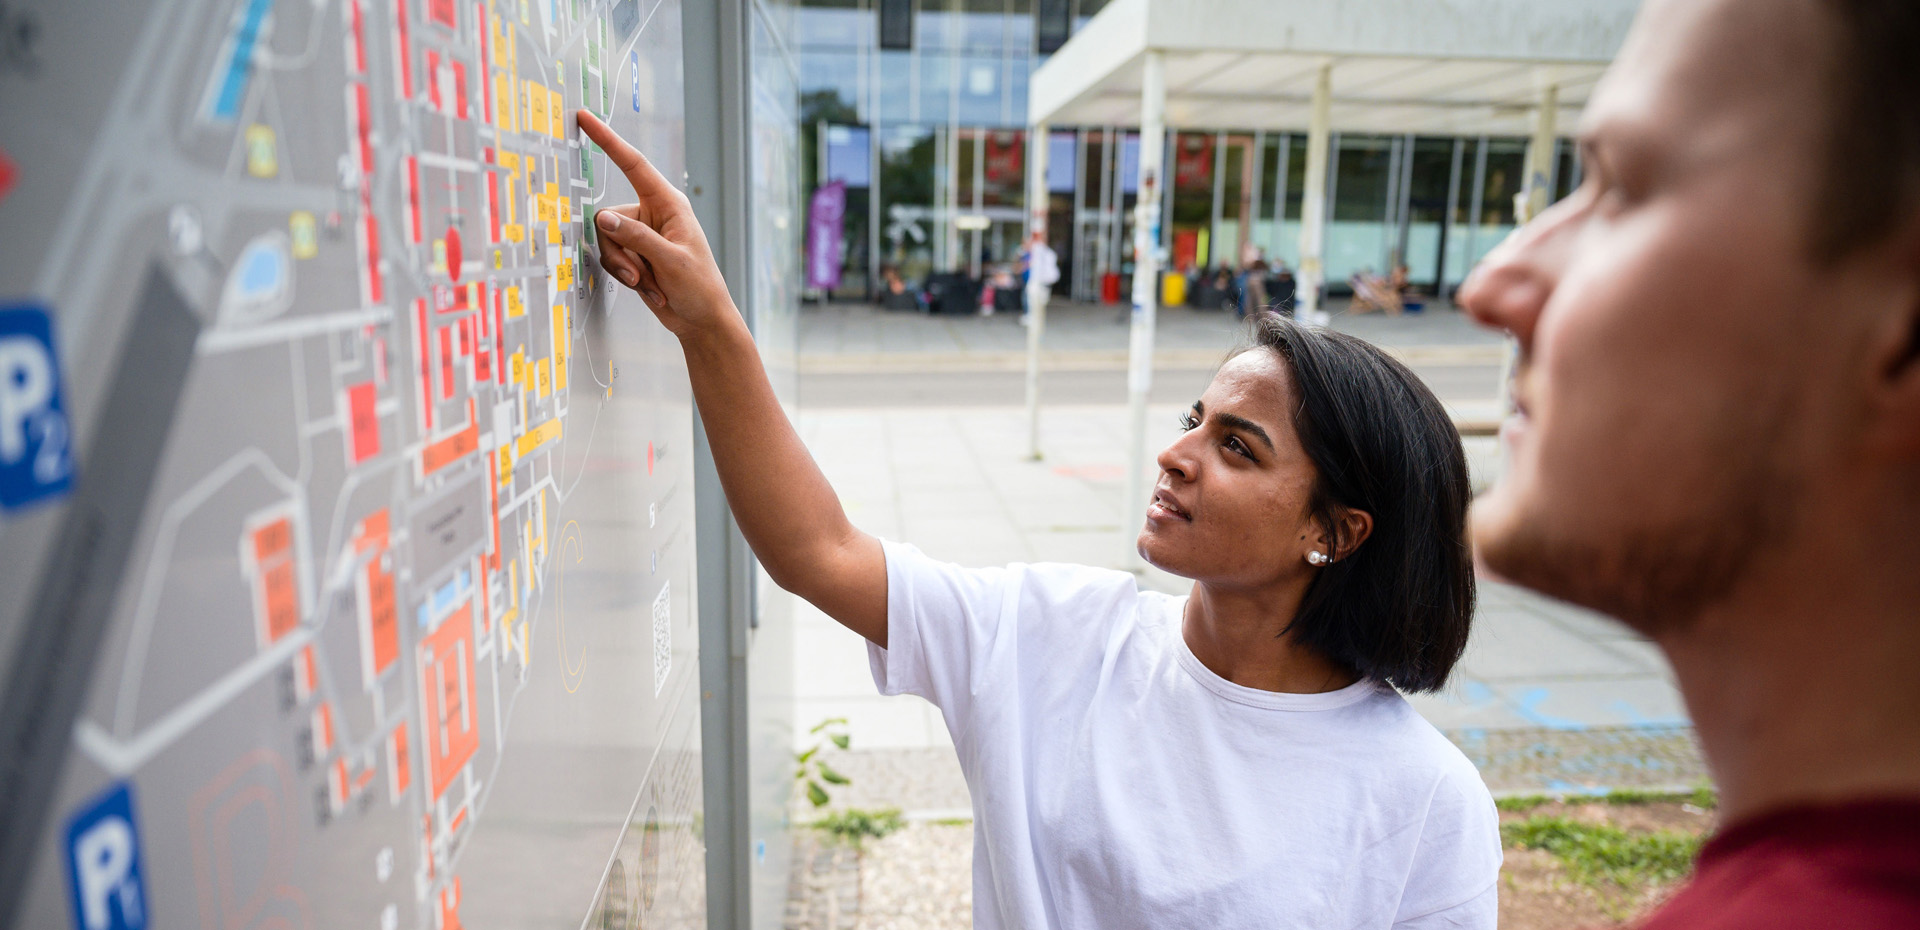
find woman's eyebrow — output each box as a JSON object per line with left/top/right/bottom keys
{"left": 1198, "top": 402, "right": 1274, "bottom": 453}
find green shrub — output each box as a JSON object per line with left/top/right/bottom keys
{"left": 815, "top": 807, "right": 905, "bottom": 845}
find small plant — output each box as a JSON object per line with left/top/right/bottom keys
{"left": 795, "top": 717, "right": 852, "bottom": 807}
{"left": 814, "top": 807, "right": 905, "bottom": 845}
{"left": 1502, "top": 815, "right": 1704, "bottom": 918}
{"left": 1495, "top": 794, "right": 1551, "bottom": 813}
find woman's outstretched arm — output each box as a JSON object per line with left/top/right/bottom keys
{"left": 576, "top": 110, "right": 888, "bottom": 646}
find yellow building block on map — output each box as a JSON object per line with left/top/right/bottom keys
{"left": 289, "top": 211, "right": 317, "bottom": 259}
{"left": 546, "top": 221, "right": 561, "bottom": 245}
{"left": 558, "top": 197, "right": 570, "bottom": 224}
{"left": 516, "top": 417, "right": 562, "bottom": 458}
{"left": 555, "top": 260, "right": 572, "bottom": 292}
{"left": 551, "top": 303, "right": 569, "bottom": 391}
{"left": 510, "top": 347, "right": 526, "bottom": 382}
{"left": 498, "top": 150, "right": 519, "bottom": 171}
{"left": 549, "top": 87, "right": 565, "bottom": 138}
{"left": 535, "top": 358, "right": 551, "bottom": 398}
{"left": 245, "top": 124, "right": 278, "bottom": 178}
{"left": 506, "top": 286, "right": 524, "bottom": 318}
{"left": 503, "top": 224, "right": 525, "bottom": 243}
{"left": 496, "top": 74, "right": 516, "bottom": 131}
{"left": 498, "top": 445, "right": 514, "bottom": 482}
{"left": 528, "top": 81, "right": 549, "bottom": 137}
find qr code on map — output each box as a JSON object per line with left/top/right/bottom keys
{"left": 652, "top": 581, "right": 671, "bottom": 695}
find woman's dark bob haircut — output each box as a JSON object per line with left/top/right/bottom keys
{"left": 1239, "top": 313, "right": 1475, "bottom": 693}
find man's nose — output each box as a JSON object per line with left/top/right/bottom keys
{"left": 1457, "top": 203, "right": 1575, "bottom": 345}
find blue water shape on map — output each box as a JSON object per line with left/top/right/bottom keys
{"left": 235, "top": 239, "right": 286, "bottom": 298}
{"left": 212, "top": 0, "right": 275, "bottom": 120}
{"left": 417, "top": 568, "right": 473, "bottom": 630}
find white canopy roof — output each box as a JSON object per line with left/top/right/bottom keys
{"left": 1029, "top": 0, "right": 1641, "bottom": 137}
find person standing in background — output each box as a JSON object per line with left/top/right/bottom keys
{"left": 1021, "top": 231, "right": 1059, "bottom": 328}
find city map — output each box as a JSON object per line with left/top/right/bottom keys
{"left": 0, "top": 0, "right": 705, "bottom": 928}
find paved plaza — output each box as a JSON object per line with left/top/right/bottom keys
{"left": 786, "top": 300, "right": 1702, "bottom": 807}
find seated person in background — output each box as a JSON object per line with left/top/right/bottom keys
{"left": 1457, "top": 0, "right": 1920, "bottom": 924}
{"left": 1350, "top": 268, "right": 1404, "bottom": 315}
{"left": 1269, "top": 261, "right": 1298, "bottom": 315}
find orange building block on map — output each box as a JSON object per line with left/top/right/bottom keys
{"left": 244, "top": 512, "right": 301, "bottom": 648}
{"left": 419, "top": 601, "right": 479, "bottom": 801}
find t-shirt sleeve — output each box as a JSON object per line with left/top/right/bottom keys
{"left": 1392, "top": 760, "right": 1503, "bottom": 928}
{"left": 866, "top": 539, "right": 1016, "bottom": 730}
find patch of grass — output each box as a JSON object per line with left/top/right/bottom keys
{"left": 929, "top": 817, "right": 973, "bottom": 827}
{"left": 1496, "top": 794, "right": 1551, "bottom": 812}
{"left": 1688, "top": 782, "right": 1718, "bottom": 810}
{"left": 1502, "top": 815, "right": 1703, "bottom": 915}
{"left": 813, "top": 807, "right": 905, "bottom": 846}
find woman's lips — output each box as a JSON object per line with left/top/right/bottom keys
{"left": 1148, "top": 490, "right": 1191, "bottom": 522}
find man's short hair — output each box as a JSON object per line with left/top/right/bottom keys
{"left": 1817, "top": 0, "right": 1920, "bottom": 260}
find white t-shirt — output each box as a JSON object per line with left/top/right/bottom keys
{"left": 868, "top": 541, "right": 1501, "bottom": 930}
{"left": 1026, "top": 243, "right": 1060, "bottom": 287}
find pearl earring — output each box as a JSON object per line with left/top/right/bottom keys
{"left": 1308, "top": 551, "right": 1328, "bottom": 565}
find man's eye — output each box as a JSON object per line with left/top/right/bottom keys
{"left": 1226, "top": 437, "right": 1253, "bottom": 459}
{"left": 1178, "top": 413, "right": 1198, "bottom": 431}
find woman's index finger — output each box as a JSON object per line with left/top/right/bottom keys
{"left": 576, "top": 109, "right": 674, "bottom": 199}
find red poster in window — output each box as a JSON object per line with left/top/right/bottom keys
{"left": 1176, "top": 133, "right": 1214, "bottom": 189}
{"left": 419, "top": 601, "right": 478, "bottom": 801}
{"left": 428, "top": 0, "right": 457, "bottom": 28}
{"left": 984, "top": 132, "right": 1023, "bottom": 184}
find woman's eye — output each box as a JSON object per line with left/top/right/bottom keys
{"left": 1226, "top": 437, "right": 1253, "bottom": 459}
{"left": 1177, "top": 413, "right": 1198, "bottom": 431}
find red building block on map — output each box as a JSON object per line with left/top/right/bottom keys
{"left": 345, "top": 381, "right": 380, "bottom": 464}
{"left": 359, "top": 555, "right": 398, "bottom": 686}
{"left": 419, "top": 601, "right": 478, "bottom": 802}
{"left": 246, "top": 514, "right": 301, "bottom": 647}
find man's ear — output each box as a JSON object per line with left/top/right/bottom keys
{"left": 1317, "top": 507, "right": 1374, "bottom": 562}
{"left": 1865, "top": 236, "right": 1920, "bottom": 458}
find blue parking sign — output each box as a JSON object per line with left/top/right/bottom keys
{"left": 64, "top": 781, "right": 148, "bottom": 930}
{"left": 0, "top": 302, "right": 76, "bottom": 510}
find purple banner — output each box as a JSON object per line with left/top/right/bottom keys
{"left": 806, "top": 180, "right": 847, "bottom": 291}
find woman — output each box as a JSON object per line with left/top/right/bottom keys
{"left": 577, "top": 111, "right": 1499, "bottom": 929}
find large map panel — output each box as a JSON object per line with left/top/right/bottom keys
{"left": 0, "top": 1, "right": 704, "bottom": 928}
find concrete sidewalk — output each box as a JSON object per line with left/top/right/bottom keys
{"left": 785, "top": 302, "right": 1702, "bottom": 803}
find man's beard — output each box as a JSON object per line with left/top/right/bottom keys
{"left": 1473, "top": 401, "right": 1802, "bottom": 636}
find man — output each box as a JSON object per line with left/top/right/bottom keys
{"left": 1458, "top": 0, "right": 1920, "bottom": 924}
{"left": 1020, "top": 230, "right": 1059, "bottom": 327}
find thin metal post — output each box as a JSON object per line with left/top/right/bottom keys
{"left": 1274, "top": 133, "right": 1291, "bottom": 256}
{"left": 1209, "top": 130, "right": 1226, "bottom": 267}
{"left": 1123, "top": 50, "right": 1166, "bottom": 570}
{"left": 1026, "top": 121, "right": 1051, "bottom": 459}
{"left": 1465, "top": 135, "right": 1488, "bottom": 273}
{"left": 1296, "top": 63, "right": 1333, "bottom": 321}
{"left": 1437, "top": 137, "right": 1464, "bottom": 298}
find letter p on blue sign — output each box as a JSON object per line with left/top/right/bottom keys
{"left": 64, "top": 781, "right": 148, "bottom": 930}
{"left": 0, "top": 302, "right": 76, "bottom": 511}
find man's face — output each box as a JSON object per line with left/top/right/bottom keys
{"left": 1460, "top": 0, "right": 1872, "bottom": 630}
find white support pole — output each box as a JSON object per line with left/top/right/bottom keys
{"left": 1025, "top": 122, "right": 1051, "bottom": 460}
{"left": 1296, "top": 62, "right": 1333, "bottom": 324}
{"left": 1123, "top": 50, "right": 1166, "bottom": 570}
{"left": 1522, "top": 84, "right": 1559, "bottom": 223}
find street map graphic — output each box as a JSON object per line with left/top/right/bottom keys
{"left": 0, "top": 0, "right": 706, "bottom": 927}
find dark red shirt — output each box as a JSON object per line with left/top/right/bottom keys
{"left": 1638, "top": 799, "right": 1920, "bottom": 929}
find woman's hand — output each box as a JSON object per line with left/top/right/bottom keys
{"left": 576, "top": 109, "right": 737, "bottom": 339}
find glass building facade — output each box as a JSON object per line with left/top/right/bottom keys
{"left": 797, "top": 0, "right": 1581, "bottom": 301}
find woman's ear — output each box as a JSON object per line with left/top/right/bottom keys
{"left": 1317, "top": 507, "right": 1374, "bottom": 562}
